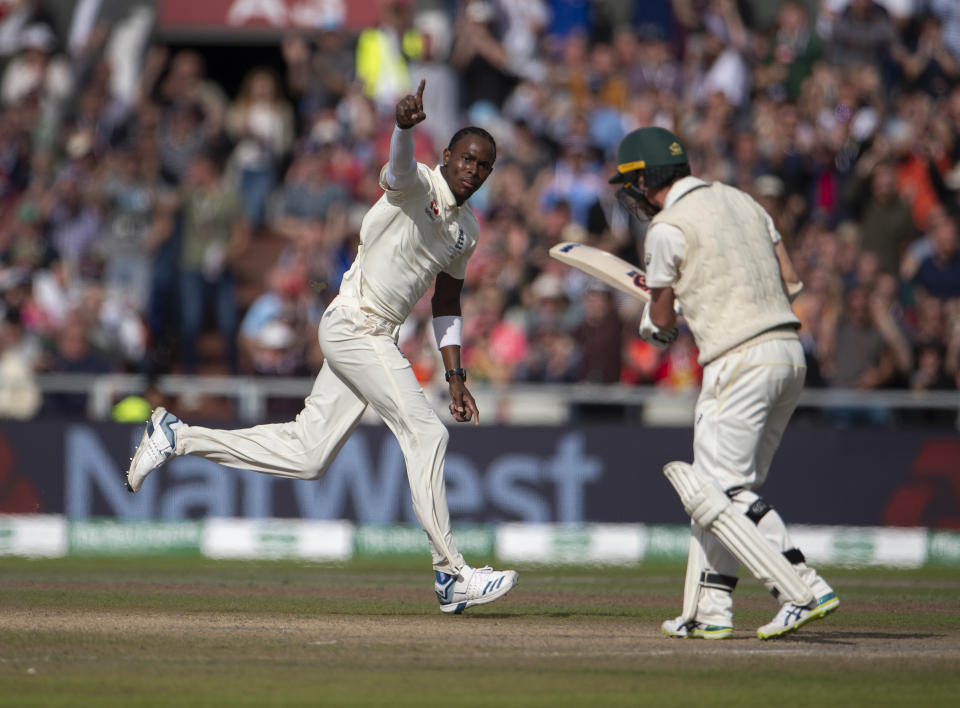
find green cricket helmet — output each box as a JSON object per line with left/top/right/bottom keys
{"left": 609, "top": 127, "right": 690, "bottom": 219}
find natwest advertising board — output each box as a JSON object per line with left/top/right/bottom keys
{"left": 157, "top": 0, "right": 380, "bottom": 36}
{"left": 6, "top": 421, "right": 960, "bottom": 528}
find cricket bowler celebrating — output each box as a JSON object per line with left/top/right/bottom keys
{"left": 127, "top": 79, "right": 519, "bottom": 614}
{"left": 610, "top": 127, "right": 838, "bottom": 639}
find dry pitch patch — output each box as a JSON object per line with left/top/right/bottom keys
{"left": 5, "top": 584, "right": 959, "bottom": 660}
{"left": 2, "top": 559, "right": 959, "bottom": 707}
{"left": 5, "top": 605, "right": 960, "bottom": 660}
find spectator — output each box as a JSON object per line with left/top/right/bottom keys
{"left": 896, "top": 12, "right": 960, "bottom": 97}
{"left": 930, "top": 0, "right": 960, "bottom": 62}
{"left": 282, "top": 14, "right": 354, "bottom": 119}
{"left": 177, "top": 151, "right": 250, "bottom": 374}
{"left": 157, "top": 100, "right": 209, "bottom": 184}
{"left": 225, "top": 66, "right": 295, "bottom": 231}
{"left": 901, "top": 202, "right": 947, "bottom": 281}
{"left": 43, "top": 166, "right": 101, "bottom": 276}
{"left": 826, "top": 0, "right": 902, "bottom": 76}
{"left": 911, "top": 340, "right": 953, "bottom": 391}
{"left": 40, "top": 316, "right": 110, "bottom": 417}
{"left": 572, "top": 283, "right": 621, "bottom": 383}
{"left": 405, "top": 10, "right": 459, "bottom": 151}
{"left": 0, "top": 308, "right": 40, "bottom": 419}
{"left": 93, "top": 145, "right": 174, "bottom": 312}
{"left": 450, "top": 0, "right": 517, "bottom": 113}
{"left": 494, "top": 0, "right": 549, "bottom": 82}
{"left": 913, "top": 212, "right": 960, "bottom": 299}
{"left": 537, "top": 137, "right": 607, "bottom": 229}
{"left": 499, "top": 118, "right": 551, "bottom": 185}
{"left": 0, "top": 23, "right": 70, "bottom": 108}
{"left": 355, "top": 0, "right": 421, "bottom": 114}
{"left": 270, "top": 139, "right": 348, "bottom": 239}
{"left": 842, "top": 149, "right": 917, "bottom": 275}
{"left": 622, "top": 25, "right": 683, "bottom": 99}
{"left": 516, "top": 322, "right": 581, "bottom": 383}
{"left": 154, "top": 49, "right": 228, "bottom": 139}
{"left": 239, "top": 265, "right": 312, "bottom": 376}
{"left": 823, "top": 284, "right": 911, "bottom": 391}
{"left": 755, "top": 0, "right": 825, "bottom": 102}
{"left": 0, "top": 1, "right": 52, "bottom": 64}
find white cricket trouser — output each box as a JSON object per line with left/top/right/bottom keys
{"left": 177, "top": 295, "right": 465, "bottom": 574}
{"left": 688, "top": 336, "right": 832, "bottom": 625}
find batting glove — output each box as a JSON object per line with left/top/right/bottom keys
{"left": 639, "top": 301, "right": 678, "bottom": 349}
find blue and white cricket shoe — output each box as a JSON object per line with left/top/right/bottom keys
{"left": 757, "top": 591, "right": 840, "bottom": 639}
{"left": 126, "top": 407, "right": 185, "bottom": 493}
{"left": 436, "top": 565, "right": 519, "bottom": 614}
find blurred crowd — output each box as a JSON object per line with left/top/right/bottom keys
{"left": 0, "top": 0, "right": 958, "bottom": 421}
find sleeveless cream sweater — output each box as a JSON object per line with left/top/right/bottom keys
{"left": 651, "top": 182, "right": 800, "bottom": 365}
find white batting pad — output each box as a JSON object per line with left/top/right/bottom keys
{"left": 663, "top": 461, "right": 814, "bottom": 607}
{"left": 681, "top": 529, "right": 704, "bottom": 623}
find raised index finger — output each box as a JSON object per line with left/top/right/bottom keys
{"left": 415, "top": 78, "right": 426, "bottom": 102}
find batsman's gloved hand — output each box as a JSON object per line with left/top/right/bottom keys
{"left": 639, "top": 301, "right": 678, "bottom": 349}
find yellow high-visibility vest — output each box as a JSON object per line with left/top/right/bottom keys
{"left": 356, "top": 27, "right": 424, "bottom": 102}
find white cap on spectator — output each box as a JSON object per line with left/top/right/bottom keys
{"left": 465, "top": 0, "right": 495, "bottom": 24}
{"left": 416, "top": 10, "right": 452, "bottom": 60}
{"left": 258, "top": 321, "right": 295, "bottom": 349}
{"left": 755, "top": 174, "right": 784, "bottom": 199}
{"left": 532, "top": 273, "right": 564, "bottom": 300}
{"left": 20, "top": 24, "right": 55, "bottom": 53}
{"left": 310, "top": 118, "right": 341, "bottom": 146}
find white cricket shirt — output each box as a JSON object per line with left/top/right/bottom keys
{"left": 339, "top": 162, "right": 479, "bottom": 324}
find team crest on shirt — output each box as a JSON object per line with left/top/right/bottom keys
{"left": 424, "top": 198, "right": 441, "bottom": 222}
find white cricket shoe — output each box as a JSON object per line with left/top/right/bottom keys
{"left": 435, "top": 565, "right": 519, "bottom": 614}
{"left": 126, "top": 407, "right": 184, "bottom": 493}
{"left": 757, "top": 592, "right": 840, "bottom": 640}
{"left": 662, "top": 616, "right": 733, "bottom": 640}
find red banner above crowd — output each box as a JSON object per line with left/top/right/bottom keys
{"left": 157, "top": 0, "right": 380, "bottom": 35}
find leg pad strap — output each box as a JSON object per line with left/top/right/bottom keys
{"left": 746, "top": 498, "right": 773, "bottom": 524}
{"left": 700, "top": 571, "right": 738, "bottom": 592}
{"left": 783, "top": 547, "right": 806, "bottom": 564}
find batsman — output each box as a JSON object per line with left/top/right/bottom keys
{"left": 610, "top": 127, "right": 838, "bottom": 639}
{"left": 126, "top": 79, "right": 519, "bottom": 614}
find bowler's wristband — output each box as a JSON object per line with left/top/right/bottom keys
{"left": 432, "top": 315, "right": 462, "bottom": 349}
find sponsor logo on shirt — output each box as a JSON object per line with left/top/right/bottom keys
{"left": 447, "top": 226, "right": 466, "bottom": 259}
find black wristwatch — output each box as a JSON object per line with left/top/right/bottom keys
{"left": 444, "top": 368, "right": 467, "bottom": 383}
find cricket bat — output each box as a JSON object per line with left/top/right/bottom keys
{"left": 548, "top": 242, "right": 651, "bottom": 302}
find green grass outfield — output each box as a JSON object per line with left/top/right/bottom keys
{"left": 2, "top": 556, "right": 959, "bottom": 707}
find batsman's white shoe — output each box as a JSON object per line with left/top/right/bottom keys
{"left": 126, "top": 407, "right": 184, "bottom": 493}
{"left": 662, "top": 616, "right": 733, "bottom": 640}
{"left": 435, "top": 565, "right": 518, "bottom": 614}
{"left": 757, "top": 591, "right": 839, "bottom": 640}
